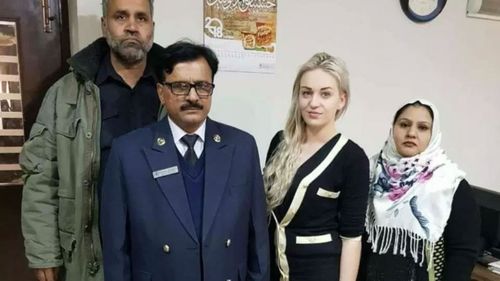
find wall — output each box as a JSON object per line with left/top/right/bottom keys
{"left": 69, "top": 0, "right": 500, "bottom": 191}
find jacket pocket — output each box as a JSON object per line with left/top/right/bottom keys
{"left": 28, "top": 123, "right": 47, "bottom": 141}
{"left": 316, "top": 187, "right": 340, "bottom": 199}
{"left": 59, "top": 230, "right": 76, "bottom": 263}
{"left": 21, "top": 123, "right": 49, "bottom": 173}
{"left": 58, "top": 195, "right": 75, "bottom": 233}
{"left": 287, "top": 231, "right": 342, "bottom": 257}
{"left": 101, "top": 106, "right": 118, "bottom": 120}
{"left": 100, "top": 107, "right": 119, "bottom": 149}
{"left": 55, "top": 117, "right": 80, "bottom": 138}
{"left": 296, "top": 233, "right": 333, "bottom": 244}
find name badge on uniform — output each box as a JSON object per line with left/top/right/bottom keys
{"left": 152, "top": 166, "right": 179, "bottom": 179}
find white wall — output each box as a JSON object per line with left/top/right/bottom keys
{"left": 70, "top": 0, "right": 500, "bottom": 192}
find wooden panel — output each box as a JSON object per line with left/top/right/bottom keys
{"left": 0, "top": 56, "right": 18, "bottom": 63}
{"left": 0, "top": 93, "right": 22, "bottom": 100}
{"left": 0, "top": 74, "right": 20, "bottom": 82}
{"left": 0, "top": 0, "right": 70, "bottom": 279}
{"left": 0, "top": 129, "right": 24, "bottom": 136}
{"left": 0, "top": 111, "right": 22, "bottom": 118}
{"left": 0, "top": 146, "right": 22, "bottom": 153}
{"left": 0, "top": 164, "right": 21, "bottom": 171}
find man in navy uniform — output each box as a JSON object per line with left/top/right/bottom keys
{"left": 100, "top": 41, "right": 270, "bottom": 281}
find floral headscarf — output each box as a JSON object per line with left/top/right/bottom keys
{"left": 366, "top": 99, "right": 465, "bottom": 267}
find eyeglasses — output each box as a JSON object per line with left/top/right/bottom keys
{"left": 161, "top": 81, "right": 215, "bottom": 98}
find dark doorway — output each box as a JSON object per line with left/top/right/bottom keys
{"left": 0, "top": 0, "right": 70, "bottom": 280}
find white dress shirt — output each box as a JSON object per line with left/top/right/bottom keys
{"left": 168, "top": 117, "right": 206, "bottom": 158}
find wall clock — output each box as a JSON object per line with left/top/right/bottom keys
{"left": 400, "top": 0, "right": 447, "bottom": 23}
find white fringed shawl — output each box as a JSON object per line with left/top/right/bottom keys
{"left": 366, "top": 99, "right": 465, "bottom": 268}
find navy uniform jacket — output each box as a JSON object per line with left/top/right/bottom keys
{"left": 100, "top": 118, "right": 270, "bottom": 281}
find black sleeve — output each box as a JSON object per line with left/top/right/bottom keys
{"left": 265, "top": 130, "right": 283, "bottom": 164}
{"left": 338, "top": 143, "right": 370, "bottom": 238}
{"left": 442, "top": 179, "right": 481, "bottom": 281}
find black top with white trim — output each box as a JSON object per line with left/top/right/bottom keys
{"left": 266, "top": 131, "right": 370, "bottom": 281}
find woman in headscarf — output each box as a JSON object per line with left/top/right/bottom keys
{"left": 264, "top": 52, "right": 369, "bottom": 281}
{"left": 360, "top": 99, "right": 480, "bottom": 281}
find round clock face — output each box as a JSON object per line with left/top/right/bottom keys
{"left": 401, "top": 0, "right": 447, "bottom": 22}
{"left": 409, "top": 0, "right": 438, "bottom": 16}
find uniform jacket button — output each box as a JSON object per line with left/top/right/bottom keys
{"left": 225, "top": 239, "right": 231, "bottom": 248}
{"left": 163, "top": 244, "right": 170, "bottom": 253}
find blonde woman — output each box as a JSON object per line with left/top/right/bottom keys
{"left": 264, "top": 53, "right": 369, "bottom": 281}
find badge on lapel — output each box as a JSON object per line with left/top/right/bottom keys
{"left": 213, "top": 134, "right": 221, "bottom": 143}
{"left": 157, "top": 137, "right": 166, "bottom": 146}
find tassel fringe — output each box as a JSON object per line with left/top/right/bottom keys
{"left": 367, "top": 210, "right": 435, "bottom": 269}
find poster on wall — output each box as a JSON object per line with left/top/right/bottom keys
{"left": 203, "top": 0, "right": 277, "bottom": 73}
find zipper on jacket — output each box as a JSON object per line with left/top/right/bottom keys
{"left": 85, "top": 82, "right": 99, "bottom": 276}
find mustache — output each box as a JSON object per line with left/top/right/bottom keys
{"left": 180, "top": 102, "right": 203, "bottom": 111}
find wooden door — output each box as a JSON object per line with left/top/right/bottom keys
{"left": 0, "top": 0, "right": 70, "bottom": 280}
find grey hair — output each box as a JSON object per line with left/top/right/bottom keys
{"left": 102, "top": 0, "right": 154, "bottom": 16}
{"left": 263, "top": 52, "right": 351, "bottom": 211}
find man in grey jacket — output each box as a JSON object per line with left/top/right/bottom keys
{"left": 19, "top": 0, "right": 161, "bottom": 280}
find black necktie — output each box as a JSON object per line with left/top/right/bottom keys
{"left": 181, "top": 134, "right": 199, "bottom": 166}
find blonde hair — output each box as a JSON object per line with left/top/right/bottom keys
{"left": 263, "top": 52, "right": 350, "bottom": 211}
